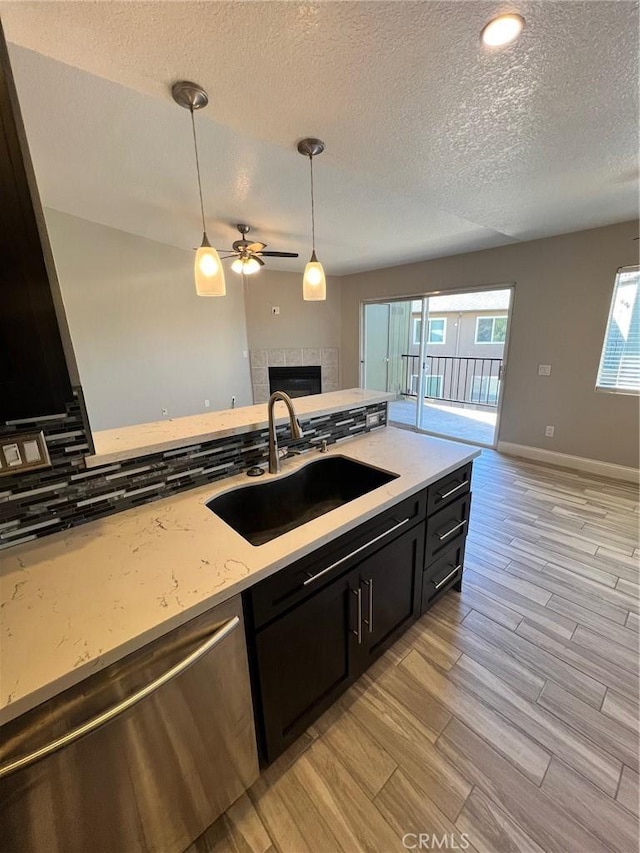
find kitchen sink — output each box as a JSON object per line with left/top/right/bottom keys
{"left": 206, "top": 456, "right": 399, "bottom": 546}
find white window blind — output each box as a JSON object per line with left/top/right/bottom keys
{"left": 596, "top": 266, "right": 640, "bottom": 394}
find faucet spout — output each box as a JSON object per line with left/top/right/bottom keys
{"left": 267, "top": 391, "right": 303, "bottom": 474}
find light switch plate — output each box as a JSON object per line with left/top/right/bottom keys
{"left": 538, "top": 364, "right": 552, "bottom": 376}
{"left": 0, "top": 430, "right": 51, "bottom": 477}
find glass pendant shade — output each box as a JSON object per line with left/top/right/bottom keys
{"left": 303, "top": 250, "right": 326, "bottom": 301}
{"left": 231, "top": 256, "right": 261, "bottom": 276}
{"left": 194, "top": 233, "right": 225, "bottom": 297}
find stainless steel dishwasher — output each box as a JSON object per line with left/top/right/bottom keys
{"left": 0, "top": 594, "right": 259, "bottom": 853}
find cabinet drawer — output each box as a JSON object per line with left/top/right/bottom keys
{"left": 421, "top": 543, "right": 465, "bottom": 613}
{"left": 424, "top": 492, "right": 471, "bottom": 564}
{"left": 246, "top": 489, "right": 427, "bottom": 631}
{"left": 427, "top": 463, "right": 472, "bottom": 516}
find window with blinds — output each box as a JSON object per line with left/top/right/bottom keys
{"left": 596, "top": 266, "right": 640, "bottom": 394}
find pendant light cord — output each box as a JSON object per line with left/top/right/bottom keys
{"left": 309, "top": 154, "right": 316, "bottom": 252}
{"left": 190, "top": 107, "right": 207, "bottom": 234}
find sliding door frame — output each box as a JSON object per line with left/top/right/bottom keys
{"left": 359, "top": 282, "right": 516, "bottom": 449}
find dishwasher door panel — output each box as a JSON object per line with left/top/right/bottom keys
{"left": 0, "top": 594, "right": 259, "bottom": 853}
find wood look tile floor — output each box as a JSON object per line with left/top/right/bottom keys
{"left": 187, "top": 451, "right": 640, "bottom": 853}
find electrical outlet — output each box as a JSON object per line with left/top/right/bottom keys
{"left": 204, "top": 399, "right": 210, "bottom": 408}
{"left": 161, "top": 408, "right": 168, "bottom": 416}
{"left": 538, "top": 364, "right": 552, "bottom": 376}
{"left": 545, "top": 425, "right": 555, "bottom": 437}
{"left": 271, "top": 306, "right": 280, "bottom": 315}
{"left": 366, "top": 412, "right": 381, "bottom": 428}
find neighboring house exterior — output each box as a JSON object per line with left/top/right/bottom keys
{"left": 403, "top": 292, "right": 509, "bottom": 406}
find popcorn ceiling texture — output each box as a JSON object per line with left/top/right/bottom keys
{"left": 4, "top": 2, "right": 637, "bottom": 274}
{"left": 0, "top": 393, "right": 387, "bottom": 550}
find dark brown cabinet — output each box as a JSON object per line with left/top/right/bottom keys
{"left": 244, "top": 461, "right": 473, "bottom": 766}
{"left": 245, "top": 516, "right": 425, "bottom": 765}
{"left": 420, "top": 463, "right": 473, "bottom": 615}
{"left": 0, "top": 25, "right": 72, "bottom": 421}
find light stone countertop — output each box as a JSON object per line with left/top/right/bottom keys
{"left": 86, "top": 388, "right": 394, "bottom": 468}
{"left": 0, "top": 427, "right": 479, "bottom": 725}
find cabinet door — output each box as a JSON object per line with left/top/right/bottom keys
{"left": 0, "top": 29, "right": 72, "bottom": 421}
{"left": 356, "top": 521, "right": 425, "bottom": 669}
{"left": 252, "top": 569, "right": 360, "bottom": 765}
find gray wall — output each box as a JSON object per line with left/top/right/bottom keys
{"left": 244, "top": 268, "right": 342, "bottom": 352}
{"left": 342, "top": 221, "right": 640, "bottom": 468}
{"left": 45, "top": 209, "right": 253, "bottom": 431}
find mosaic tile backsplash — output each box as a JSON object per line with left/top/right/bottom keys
{"left": 0, "top": 393, "right": 387, "bottom": 551}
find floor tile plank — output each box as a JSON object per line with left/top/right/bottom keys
{"left": 455, "top": 787, "right": 545, "bottom": 853}
{"left": 462, "top": 609, "right": 607, "bottom": 708}
{"left": 450, "top": 653, "right": 622, "bottom": 796}
{"left": 400, "top": 649, "right": 552, "bottom": 784}
{"left": 540, "top": 758, "right": 639, "bottom": 853}
{"left": 617, "top": 766, "right": 640, "bottom": 817}
{"left": 538, "top": 681, "right": 638, "bottom": 772}
{"left": 437, "top": 717, "right": 613, "bottom": 853}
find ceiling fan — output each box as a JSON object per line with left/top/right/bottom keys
{"left": 218, "top": 224, "right": 299, "bottom": 275}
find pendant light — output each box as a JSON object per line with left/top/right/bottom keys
{"left": 172, "top": 81, "right": 225, "bottom": 297}
{"left": 297, "top": 138, "right": 326, "bottom": 301}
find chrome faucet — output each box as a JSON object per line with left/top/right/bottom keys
{"left": 267, "top": 391, "right": 303, "bottom": 474}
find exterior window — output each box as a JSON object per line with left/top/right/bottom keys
{"left": 471, "top": 375, "right": 499, "bottom": 405}
{"left": 596, "top": 266, "right": 640, "bottom": 394}
{"left": 413, "top": 317, "right": 447, "bottom": 345}
{"left": 424, "top": 375, "right": 443, "bottom": 397}
{"left": 475, "top": 316, "right": 507, "bottom": 344}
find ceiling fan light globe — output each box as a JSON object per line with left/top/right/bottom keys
{"left": 231, "top": 257, "right": 261, "bottom": 275}
{"left": 303, "top": 259, "right": 326, "bottom": 301}
{"left": 195, "top": 246, "right": 226, "bottom": 296}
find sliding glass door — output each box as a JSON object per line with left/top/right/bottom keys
{"left": 361, "top": 287, "right": 513, "bottom": 447}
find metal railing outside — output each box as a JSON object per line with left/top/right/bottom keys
{"left": 401, "top": 355, "right": 503, "bottom": 408}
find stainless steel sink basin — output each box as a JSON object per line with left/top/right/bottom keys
{"left": 206, "top": 456, "right": 398, "bottom": 546}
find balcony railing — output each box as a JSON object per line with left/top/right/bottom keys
{"left": 401, "top": 354, "right": 503, "bottom": 408}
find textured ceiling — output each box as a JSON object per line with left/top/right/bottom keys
{"left": 1, "top": 1, "right": 638, "bottom": 274}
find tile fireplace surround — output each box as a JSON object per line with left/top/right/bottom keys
{"left": 250, "top": 348, "right": 339, "bottom": 402}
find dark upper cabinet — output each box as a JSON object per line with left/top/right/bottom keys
{"left": 0, "top": 25, "right": 72, "bottom": 422}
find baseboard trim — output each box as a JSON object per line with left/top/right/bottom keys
{"left": 497, "top": 442, "right": 640, "bottom": 484}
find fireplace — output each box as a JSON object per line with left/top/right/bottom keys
{"left": 268, "top": 366, "right": 322, "bottom": 398}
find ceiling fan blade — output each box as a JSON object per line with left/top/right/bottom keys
{"left": 256, "top": 251, "right": 300, "bottom": 258}
{"left": 247, "top": 242, "right": 266, "bottom": 252}
{"left": 255, "top": 256, "right": 265, "bottom": 266}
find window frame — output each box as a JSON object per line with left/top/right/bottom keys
{"left": 414, "top": 317, "right": 447, "bottom": 346}
{"left": 423, "top": 374, "right": 443, "bottom": 398}
{"left": 475, "top": 315, "right": 507, "bottom": 345}
{"left": 595, "top": 265, "right": 640, "bottom": 396}
{"left": 471, "top": 375, "right": 500, "bottom": 405}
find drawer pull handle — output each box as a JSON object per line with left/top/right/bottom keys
{"left": 303, "top": 518, "right": 410, "bottom": 586}
{"left": 437, "top": 519, "right": 467, "bottom": 541}
{"left": 363, "top": 578, "right": 373, "bottom": 633}
{"left": 438, "top": 480, "right": 469, "bottom": 500}
{"left": 352, "top": 587, "right": 363, "bottom": 644}
{"left": 0, "top": 615, "right": 240, "bottom": 781}
{"left": 435, "top": 565, "right": 462, "bottom": 590}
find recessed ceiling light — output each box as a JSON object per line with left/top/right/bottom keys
{"left": 481, "top": 13, "right": 525, "bottom": 47}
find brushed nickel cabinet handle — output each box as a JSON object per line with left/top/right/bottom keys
{"left": 352, "top": 587, "right": 363, "bottom": 644}
{"left": 303, "top": 518, "right": 410, "bottom": 587}
{"left": 0, "top": 616, "right": 240, "bottom": 780}
{"left": 437, "top": 519, "right": 467, "bottom": 542}
{"left": 437, "top": 480, "right": 469, "bottom": 500}
{"left": 363, "top": 579, "right": 373, "bottom": 633}
{"left": 434, "top": 565, "right": 462, "bottom": 590}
